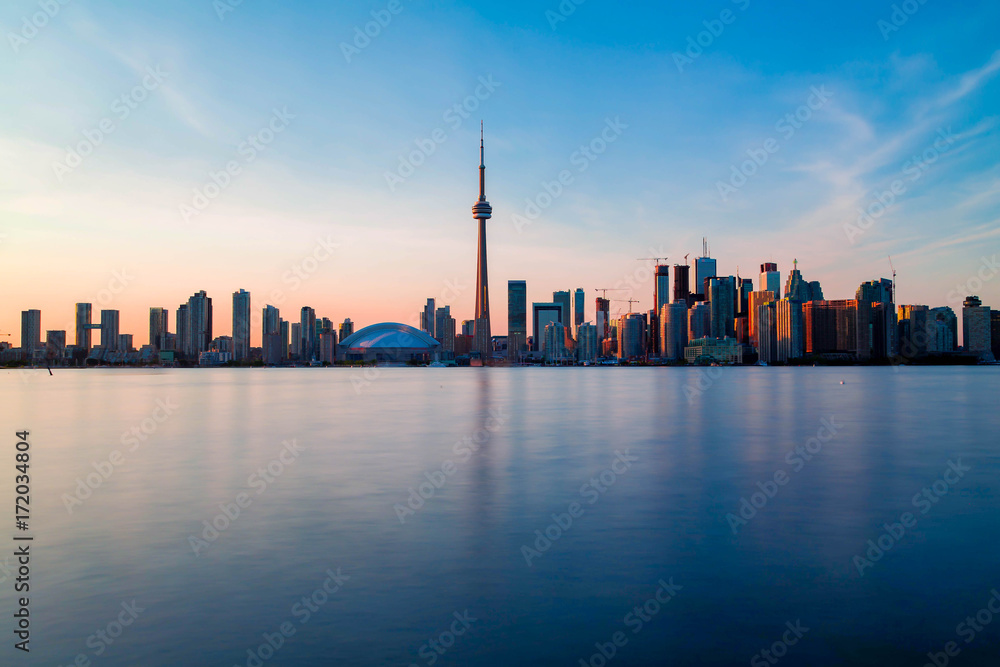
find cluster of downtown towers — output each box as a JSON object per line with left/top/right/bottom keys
{"left": 7, "top": 133, "right": 999, "bottom": 366}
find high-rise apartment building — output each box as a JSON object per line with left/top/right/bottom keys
{"left": 672, "top": 264, "right": 690, "bottom": 304}
{"left": 655, "top": 265, "right": 670, "bottom": 315}
{"left": 232, "top": 289, "right": 251, "bottom": 362}
{"left": 508, "top": 280, "right": 527, "bottom": 361}
{"left": 76, "top": 303, "right": 93, "bottom": 351}
{"left": 149, "top": 307, "right": 168, "bottom": 351}
{"left": 553, "top": 291, "right": 572, "bottom": 328}
{"left": 186, "top": 291, "right": 213, "bottom": 358}
{"left": 421, "top": 298, "right": 436, "bottom": 338}
{"left": 577, "top": 323, "right": 597, "bottom": 363}
{"left": 688, "top": 302, "right": 710, "bottom": 341}
{"left": 533, "top": 302, "right": 563, "bottom": 352}
{"left": 20, "top": 310, "right": 41, "bottom": 360}
{"left": 962, "top": 296, "right": 993, "bottom": 360}
{"left": 100, "top": 310, "right": 120, "bottom": 351}
{"left": 707, "top": 277, "right": 736, "bottom": 339}
{"left": 660, "top": 302, "right": 688, "bottom": 361}
{"left": 776, "top": 298, "right": 804, "bottom": 362}
{"left": 596, "top": 297, "right": 611, "bottom": 343}
{"left": 176, "top": 304, "right": 189, "bottom": 357}
{"left": 574, "top": 288, "right": 585, "bottom": 328}
{"left": 300, "top": 307, "right": 317, "bottom": 361}
{"left": 617, "top": 313, "right": 645, "bottom": 360}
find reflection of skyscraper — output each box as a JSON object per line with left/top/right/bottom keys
{"left": 76, "top": 303, "right": 93, "bottom": 351}
{"left": 508, "top": 280, "right": 527, "bottom": 361}
{"left": 232, "top": 289, "right": 251, "bottom": 361}
{"left": 471, "top": 125, "right": 493, "bottom": 361}
{"left": 574, "top": 288, "right": 585, "bottom": 327}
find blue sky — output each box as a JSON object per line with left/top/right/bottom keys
{"left": 1, "top": 0, "right": 998, "bottom": 341}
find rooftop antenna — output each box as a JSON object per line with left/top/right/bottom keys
{"left": 888, "top": 255, "right": 897, "bottom": 304}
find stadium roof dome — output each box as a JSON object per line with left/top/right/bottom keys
{"left": 339, "top": 323, "right": 442, "bottom": 351}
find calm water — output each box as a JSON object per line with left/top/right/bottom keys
{"left": 1, "top": 367, "right": 998, "bottom": 666}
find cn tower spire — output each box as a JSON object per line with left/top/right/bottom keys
{"left": 471, "top": 122, "right": 493, "bottom": 364}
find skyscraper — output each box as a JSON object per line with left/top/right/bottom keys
{"left": 756, "top": 301, "right": 778, "bottom": 364}
{"left": 186, "top": 291, "right": 213, "bottom": 358}
{"left": 20, "top": 309, "right": 41, "bottom": 360}
{"left": 290, "top": 322, "right": 302, "bottom": 357}
{"left": 471, "top": 124, "right": 493, "bottom": 361}
{"left": 748, "top": 290, "right": 776, "bottom": 348}
{"left": 232, "top": 289, "right": 251, "bottom": 362}
{"left": 76, "top": 303, "right": 93, "bottom": 352}
{"left": 532, "top": 302, "right": 563, "bottom": 352}
{"left": 574, "top": 288, "right": 585, "bottom": 328}
{"left": 339, "top": 318, "right": 354, "bottom": 341}
{"left": 672, "top": 264, "right": 690, "bottom": 304}
{"left": 421, "top": 298, "right": 436, "bottom": 338}
{"left": 596, "top": 297, "right": 611, "bottom": 343}
{"left": 784, "top": 259, "right": 824, "bottom": 302}
{"left": 149, "top": 307, "right": 168, "bottom": 351}
{"left": 300, "top": 306, "right": 317, "bottom": 361}
{"left": 991, "top": 311, "right": 1000, "bottom": 362}
{"left": 618, "top": 313, "right": 645, "bottom": 360}
{"left": 776, "top": 298, "right": 804, "bottom": 362}
{"left": 435, "top": 306, "right": 451, "bottom": 346}
{"left": 508, "top": 280, "right": 527, "bottom": 361}
{"left": 660, "top": 302, "right": 688, "bottom": 361}
{"left": 176, "top": 304, "right": 189, "bottom": 357}
{"left": 929, "top": 307, "right": 957, "bottom": 353}
{"left": 760, "top": 263, "right": 780, "bottom": 296}
{"left": 263, "top": 306, "right": 281, "bottom": 338}
{"left": 655, "top": 265, "right": 670, "bottom": 314}
{"left": 688, "top": 302, "right": 710, "bottom": 341}
{"left": 694, "top": 240, "right": 717, "bottom": 297}
{"left": 856, "top": 279, "right": 896, "bottom": 360}
{"left": 552, "top": 291, "right": 572, "bottom": 330}
{"left": 707, "top": 277, "right": 736, "bottom": 339}
{"left": 962, "top": 296, "right": 993, "bottom": 360}
{"left": 100, "top": 310, "right": 120, "bottom": 351}
{"left": 577, "top": 323, "right": 598, "bottom": 363}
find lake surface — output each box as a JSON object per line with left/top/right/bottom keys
{"left": 1, "top": 367, "right": 998, "bottom": 666}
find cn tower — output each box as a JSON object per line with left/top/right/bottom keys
{"left": 471, "top": 122, "right": 493, "bottom": 363}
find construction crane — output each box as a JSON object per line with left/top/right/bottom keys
{"left": 610, "top": 297, "right": 641, "bottom": 314}
{"left": 637, "top": 256, "right": 668, "bottom": 266}
{"left": 595, "top": 288, "right": 627, "bottom": 299}
{"left": 888, "top": 256, "right": 897, "bottom": 304}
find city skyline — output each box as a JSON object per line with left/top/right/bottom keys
{"left": 2, "top": 1, "right": 1000, "bottom": 344}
